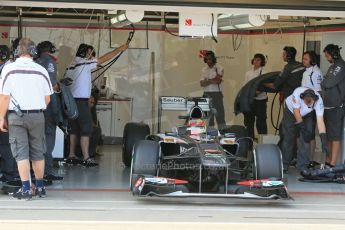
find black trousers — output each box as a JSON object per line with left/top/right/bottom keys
{"left": 44, "top": 106, "right": 57, "bottom": 176}
{"left": 243, "top": 99, "right": 268, "bottom": 139}
{"left": 281, "top": 107, "right": 314, "bottom": 171}
{"left": 0, "top": 144, "right": 18, "bottom": 181}
{"left": 203, "top": 91, "right": 226, "bottom": 129}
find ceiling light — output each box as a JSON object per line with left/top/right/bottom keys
{"left": 218, "top": 14, "right": 267, "bottom": 30}
{"left": 110, "top": 10, "right": 145, "bottom": 27}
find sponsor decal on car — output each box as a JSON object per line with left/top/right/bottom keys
{"left": 161, "top": 97, "right": 186, "bottom": 104}
{"left": 220, "top": 138, "right": 236, "bottom": 144}
{"left": 262, "top": 181, "right": 284, "bottom": 187}
{"left": 238, "top": 179, "right": 284, "bottom": 187}
{"left": 163, "top": 137, "right": 176, "bottom": 143}
{"left": 135, "top": 177, "right": 145, "bottom": 192}
{"left": 145, "top": 177, "right": 168, "bottom": 184}
{"left": 145, "top": 177, "right": 188, "bottom": 185}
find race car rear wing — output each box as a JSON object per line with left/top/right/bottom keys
{"left": 157, "top": 96, "right": 211, "bottom": 133}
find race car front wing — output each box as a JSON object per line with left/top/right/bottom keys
{"left": 132, "top": 176, "right": 292, "bottom": 200}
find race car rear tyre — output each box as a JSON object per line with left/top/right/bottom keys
{"left": 131, "top": 140, "right": 160, "bottom": 191}
{"left": 253, "top": 144, "right": 283, "bottom": 180}
{"left": 122, "top": 122, "right": 150, "bottom": 167}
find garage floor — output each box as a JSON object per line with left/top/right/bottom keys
{"left": 1, "top": 145, "right": 345, "bottom": 229}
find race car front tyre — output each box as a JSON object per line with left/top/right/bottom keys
{"left": 130, "top": 140, "right": 160, "bottom": 192}
{"left": 122, "top": 122, "right": 150, "bottom": 167}
{"left": 253, "top": 144, "right": 283, "bottom": 180}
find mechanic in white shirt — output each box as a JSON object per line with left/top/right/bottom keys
{"left": 301, "top": 51, "right": 324, "bottom": 168}
{"left": 64, "top": 42, "right": 128, "bottom": 167}
{"left": 301, "top": 51, "right": 323, "bottom": 92}
{"left": 200, "top": 51, "right": 226, "bottom": 129}
{"left": 243, "top": 53, "right": 268, "bottom": 139}
{"left": 0, "top": 38, "right": 53, "bottom": 199}
{"left": 281, "top": 87, "right": 328, "bottom": 174}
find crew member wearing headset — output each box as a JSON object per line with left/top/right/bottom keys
{"left": 281, "top": 87, "right": 328, "bottom": 173}
{"left": 301, "top": 51, "right": 324, "bottom": 168}
{"left": 65, "top": 42, "right": 128, "bottom": 167}
{"left": 200, "top": 51, "right": 226, "bottom": 129}
{"left": 267, "top": 47, "right": 305, "bottom": 167}
{"left": 243, "top": 53, "right": 268, "bottom": 139}
{"left": 0, "top": 38, "right": 53, "bottom": 199}
{"left": 274, "top": 46, "right": 305, "bottom": 99}
{"left": 36, "top": 41, "right": 63, "bottom": 181}
{"left": 302, "top": 51, "right": 323, "bottom": 92}
{"left": 0, "top": 45, "right": 18, "bottom": 183}
{"left": 0, "top": 45, "right": 11, "bottom": 71}
{"left": 322, "top": 44, "right": 345, "bottom": 167}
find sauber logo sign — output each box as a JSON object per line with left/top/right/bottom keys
{"left": 179, "top": 13, "right": 217, "bottom": 37}
{"left": 185, "top": 19, "right": 192, "bottom": 26}
{"left": 161, "top": 97, "right": 185, "bottom": 104}
{"left": 1, "top": 32, "right": 8, "bottom": 39}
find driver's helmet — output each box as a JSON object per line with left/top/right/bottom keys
{"left": 187, "top": 119, "right": 206, "bottom": 127}
{"left": 187, "top": 106, "right": 206, "bottom": 129}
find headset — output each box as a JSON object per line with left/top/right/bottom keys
{"left": 251, "top": 53, "right": 266, "bottom": 66}
{"left": 76, "top": 43, "right": 93, "bottom": 58}
{"left": 303, "top": 50, "right": 318, "bottom": 66}
{"left": 283, "top": 46, "right": 297, "bottom": 61}
{"left": 204, "top": 50, "right": 217, "bottom": 64}
{"left": 323, "top": 44, "right": 342, "bottom": 60}
{"left": 14, "top": 45, "right": 38, "bottom": 58}
{"left": 300, "top": 89, "right": 319, "bottom": 101}
{"left": 0, "top": 45, "right": 10, "bottom": 62}
{"left": 37, "top": 41, "right": 56, "bottom": 55}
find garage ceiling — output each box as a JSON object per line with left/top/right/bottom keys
{"left": 1, "top": 0, "right": 345, "bottom": 32}
{"left": 2, "top": 0, "right": 345, "bottom": 17}
{"left": 2, "top": 0, "right": 345, "bottom": 10}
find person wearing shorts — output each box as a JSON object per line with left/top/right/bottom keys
{"left": 64, "top": 42, "right": 128, "bottom": 167}
{"left": 0, "top": 38, "right": 53, "bottom": 200}
{"left": 321, "top": 44, "right": 345, "bottom": 167}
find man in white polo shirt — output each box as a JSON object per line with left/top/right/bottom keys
{"left": 0, "top": 38, "right": 53, "bottom": 200}
{"left": 65, "top": 42, "right": 128, "bottom": 167}
{"left": 281, "top": 86, "right": 328, "bottom": 173}
{"left": 200, "top": 51, "right": 226, "bottom": 129}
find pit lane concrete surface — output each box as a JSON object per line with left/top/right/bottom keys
{"left": 0, "top": 145, "right": 344, "bottom": 229}
{"left": 0, "top": 191, "right": 345, "bottom": 229}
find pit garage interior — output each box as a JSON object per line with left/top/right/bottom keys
{"left": 0, "top": 0, "right": 345, "bottom": 229}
